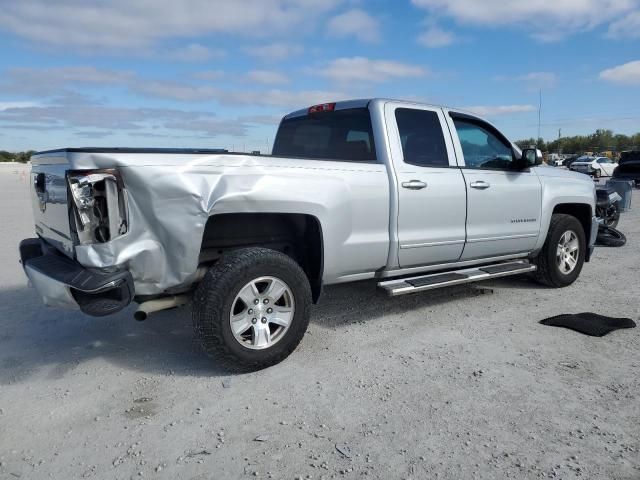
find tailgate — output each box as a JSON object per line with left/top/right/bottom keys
{"left": 30, "top": 153, "right": 74, "bottom": 257}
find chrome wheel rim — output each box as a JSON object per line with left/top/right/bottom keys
{"left": 229, "top": 276, "right": 295, "bottom": 350}
{"left": 556, "top": 230, "right": 579, "bottom": 275}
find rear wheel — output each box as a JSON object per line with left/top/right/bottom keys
{"left": 192, "top": 248, "right": 311, "bottom": 371}
{"left": 533, "top": 214, "right": 586, "bottom": 288}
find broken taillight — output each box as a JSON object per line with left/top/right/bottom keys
{"left": 67, "top": 169, "right": 128, "bottom": 244}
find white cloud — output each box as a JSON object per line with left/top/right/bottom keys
{"left": 327, "top": 9, "right": 380, "bottom": 43}
{"left": 164, "top": 118, "right": 249, "bottom": 136}
{"left": 517, "top": 72, "right": 558, "bottom": 90}
{"left": 240, "top": 114, "right": 283, "bottom": 125}
{"left": 318, "top": 57, "right": 427, "bottom": 84}
{"left": 219, "top": 89, "right": 350, "bottom": 108}
{"left": 0, "top": 65, "right": 343, "bottom": 109}
{"left": 495, "top": 72, "right": 558, "bottom": 91}
{"left": 245, "top": 70, "right": 290, "bottom": 86}
{"left": 131, "top": 80, "right": 346, "bottom": 108}
{"left": 411, "top": 0, "right": 639, "bottom": 40}
{"left": 599, "top": 60, "right": 640, "bottom": 85}
{"left": 418, "top": 26, "right": 456, "bottom": 47}
{"left": 0, "top": 67, "right": 134, "bottom": 96}
{"left": 0, "top": 0, "right": 343, "bottom": 52}
{"left": 607, "top": 11, "right": 640, "bottom": 38}
{"left": 162, "top": 43, "right": 225, "bottom": 62}
{"left": 0, "top": 101, "right": 39, "bottom": 111}
{"left": 243, "top": 43, "right": 304, "bottom": 62}
{"left": 464, "top": 105, "right": 537, "bottom": 116}
{"left": 132, "top": 80, "right": 221, "bottom": 102}
{"left": 192, "top": 70, "right": 226, "bottom": 81}
{"left": 0, "top": 101, "right": 250, "bottom": 137}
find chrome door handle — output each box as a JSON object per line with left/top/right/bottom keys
{"left": 401, "top": 180, "right": 427, "bottom": 190}
{"left": 470, "top": 181, "right": 490, "bottom": 190}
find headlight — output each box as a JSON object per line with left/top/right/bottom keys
{"left": 67, "top": 169, "right": 128, "bottom": 244}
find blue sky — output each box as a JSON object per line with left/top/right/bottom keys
{"left": 0, "top": 0, "right": 639, "bottom": 152}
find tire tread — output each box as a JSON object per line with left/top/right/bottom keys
{"left": 192, "top": 248, "right": 311, "bottom": 372}
{"left": 533, "top": 214, "right": 586, "bottom": 288}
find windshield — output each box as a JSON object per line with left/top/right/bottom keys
{"left": 272, "top": 108, "right": 377, "bottom": 162}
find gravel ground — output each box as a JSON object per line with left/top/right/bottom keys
{"left": 0, "top": 163, "right": 638, "bottom": 480}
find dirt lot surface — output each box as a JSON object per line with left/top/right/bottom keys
{"left": 0, "top": 163, "right": 638, "bottom": 480}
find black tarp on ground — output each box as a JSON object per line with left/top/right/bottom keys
{"left": 540, "top": 313, "right": 636, "bottom": 337}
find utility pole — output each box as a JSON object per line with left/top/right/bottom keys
{"left": 537, "top": 89, "right": 542, "bottom": 144}
{"left": 558, "top": 128, "right": 562, "bottom": 154}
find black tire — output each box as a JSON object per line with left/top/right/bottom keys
{"left": 192, "top": 247, "right": 312, "bottom": 371}
{"left": 596, "top": 226, "right": 626, "bottom": 247}
{"left": 532, "top": 214, "right": 586, "bottom": 288}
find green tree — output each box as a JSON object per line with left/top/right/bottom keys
{"left": 15, "top": 150, "right": 35, "bottom": 163}
{"left": 516, "top": 129, "right": 640, "bottom": 154}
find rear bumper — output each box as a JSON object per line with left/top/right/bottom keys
{"left": 586, "top": 215, "right": 598, "bottom": 262}
{"left": 19, "top": 238, "right": 134, "bottom": 316}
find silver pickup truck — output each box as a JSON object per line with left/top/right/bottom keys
{"left": 20, "top": 98, "right": 598, "bottom": 369}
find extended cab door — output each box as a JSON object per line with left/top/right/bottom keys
{"left": 385, "top": 103, "right": 467, "bottom": 268}
{"left": 444, "top": 111, "right": 542, "bottom": 260}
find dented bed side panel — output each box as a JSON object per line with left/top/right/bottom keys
{"left": 61, "top": 152, "right": 390, "bottom": 295}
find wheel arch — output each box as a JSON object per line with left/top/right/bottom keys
{"left": 551, "top": 203, "right": 593, "bottom": 241}
{"left": 199, "top": 212, "right": 324, "bottom": 302}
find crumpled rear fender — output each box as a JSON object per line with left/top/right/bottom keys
{"left": 74, "top": 155, "right": 390, "bottom": 295}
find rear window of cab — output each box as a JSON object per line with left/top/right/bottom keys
{"left": 272, "top": 108, "right": 377, "bottom": 162}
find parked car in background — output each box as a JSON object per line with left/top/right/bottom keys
{"left": 613, "top": 150, "right": 640, "bottom": 188}
{"left": 562, "top": 155, "right": 580, "bottom": 168}
{"left": 548, "top": 153, "right": 564, "bottom": 166}
{"left": 570, "top": 156, "right": 617, "bottom": 178}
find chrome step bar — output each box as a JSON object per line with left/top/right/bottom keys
{"left": 378, "top": 260, "right": 536, "bottom": 297}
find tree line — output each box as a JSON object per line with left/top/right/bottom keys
{"left": 0, "top": 150, "right": 35, "bottom": 163}
{"left": 515, "top": 129, "right": 640, "bottom": 154}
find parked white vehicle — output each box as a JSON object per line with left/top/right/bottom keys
{"left": 570, "top": 156, "right": 617, "bottom": 178}
{"left": 548, "top": 153, "right": 564, "bottom": 166}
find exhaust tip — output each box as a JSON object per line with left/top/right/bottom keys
{"left": 134, "top": 310, "right": 147, "bottom": 322}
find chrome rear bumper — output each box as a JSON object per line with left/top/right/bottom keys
{"left": 19, "top": 238, "right": 134, "bottom": 316}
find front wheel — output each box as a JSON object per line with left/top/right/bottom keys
{"left": 192, "top": 248, "right": 312, "bottom": 371}
{"left": 532, "top": 214, "right": 586, "bottom": 288}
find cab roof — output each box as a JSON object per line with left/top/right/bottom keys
{"left": 282, "top": 98, "right": 479, "bottom": 121}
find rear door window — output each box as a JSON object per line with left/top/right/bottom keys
{"left": 272, "top": 108, "right": 377, "bottom": 162}
{"left": 395, "top": 108, "right": 449, "bottom": 167}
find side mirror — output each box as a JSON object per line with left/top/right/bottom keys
{"left": 520, "top": 148, "right": 543, "bottom": 167}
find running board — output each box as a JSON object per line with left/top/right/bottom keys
{"left": 378, "top": 261, "right": 536, "bottom": 297}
